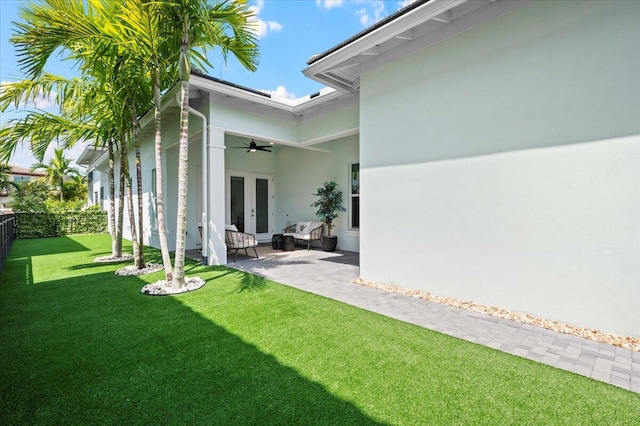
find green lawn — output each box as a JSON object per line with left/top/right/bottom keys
{"left": 1, "top": 235, "right": 638, "bottom": 425}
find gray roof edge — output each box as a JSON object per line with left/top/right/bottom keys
{"left": 306, "top": 0, "right": 431, "bottom": 65}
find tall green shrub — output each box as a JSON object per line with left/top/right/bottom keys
{"left": 15, "top": 211, "right": 107, "bottom": 239}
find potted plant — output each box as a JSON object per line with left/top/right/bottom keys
{"left": 310, "top": 181, "right": 346, "bottom": 252}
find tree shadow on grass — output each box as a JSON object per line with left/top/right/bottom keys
{"left": 229, "top": 269, "right": 270, "bottom": 293}
{"left": 0, "top": 270, "right": 387, "bottom": 425}
{"left": 9, "top": 236, "right": 90, "bottom": 258}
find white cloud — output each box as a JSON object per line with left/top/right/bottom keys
{"left": 261, "top": 85, "right": 297, "bottom": 100}
{"left": 316, "top": 0, "right": 345, "bottom": 10}
{"left": 355, "top": 1, "right": 387, "bottom": 26}
{"left": 31, "top": 93, "right": 57, "bottom": 109}
{"left": 266, "top": 20, "right": 283, "bottom": 32}
{"left": 398, "top": 0, "right": 417, "bottom": 8}
{"left": 0, "top": 81, "right": 57, "bottom": 110}
{"left": 249, "top": 0, "right": 283, "bottom": 39}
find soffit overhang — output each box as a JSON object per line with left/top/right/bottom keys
{"left": 189, "top": 74, "right": 359, "bottom": 122}
{"left": 303, "top": 0, "right": 534, "bottom": 93}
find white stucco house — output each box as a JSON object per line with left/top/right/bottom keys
{"left": 79, "top": 0, "right": 640, "bottom": 338}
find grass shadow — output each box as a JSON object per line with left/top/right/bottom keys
{"left": 9, "top": 236, "right": 90, "bottom": 258}
{"left": 0, "top": 256, "right": 34, "bottom": 285}
{"left": 235, "top": 270, "right": 270, "bottom": 293}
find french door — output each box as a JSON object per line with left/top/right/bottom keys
{"left": 226, "top": 171, "right": 274, "bottom": 241}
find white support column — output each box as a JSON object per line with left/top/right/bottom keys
{"left": 206, "top": 126, "right": 227, "bottom": 265}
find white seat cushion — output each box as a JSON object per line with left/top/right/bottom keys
{"left": 283, "top": 232, "right": 311, "bottom": 240}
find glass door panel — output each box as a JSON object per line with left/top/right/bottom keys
{"left": 227, "top": 172, "right": 273, "bottom": 241}
{"left": 230, "top": 176, "right": 245, "bottom": 232}
{"left": 255, "top": 178, "right": 269, "bottom": 234}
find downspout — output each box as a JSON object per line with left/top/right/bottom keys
{"left": 188, "top": 105, "right": 209, "bottom": 265}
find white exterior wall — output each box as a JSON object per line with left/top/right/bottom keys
{"left": 359, "top": 1, "right": 640, "bottom": 337}
{"left": 298, "top": 106, "right": 359, "bottom": 142}
{"left": 209, "top": 102, "right": 298, "bottom": 142}
{"left": 162, "top": 109, "right": 205, "bottom": 252}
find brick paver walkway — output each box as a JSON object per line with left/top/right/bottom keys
{"left": 208, "top": 245, "right": 639, "bottom": 393}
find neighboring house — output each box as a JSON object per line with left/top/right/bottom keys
{"left": 0, "top": 165, "right": 46, "bottom": 210}
{"left": 80, "top": 0, "right": 640, "bottom": 338}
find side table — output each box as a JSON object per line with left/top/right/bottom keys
{"left": 282, "top": 235, "right": 296, "bottom": 251}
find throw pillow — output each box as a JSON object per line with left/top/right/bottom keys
{"left": 296, "top": 221, "right": 312, "bottom": 234}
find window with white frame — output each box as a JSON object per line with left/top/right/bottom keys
{"left": 350, "top": 163, "right": 359, "bottom": 229}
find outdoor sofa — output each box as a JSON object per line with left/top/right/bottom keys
{"left": 283, "top": 221, "right": 324, "bottom": 250}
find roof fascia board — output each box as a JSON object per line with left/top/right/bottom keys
{"left": 84, "top": 148, "right": 109, "bottom": 172}
{"left": 303, "top": 0, "right": 467, "bottom": 81}
{"left": 360, "top": 0, "right": 535, "bottom": 76}
{"left": 300, "top": 127, "right": 359, "bottom": 147}
{"left": 76, "top": 146, "right": 104, "bottom": 166}
{"left": 139, "top": 83, "right": 181, "bottom": 130}
{"left": 191, "top": 74, "right": 295, "bottom": 112}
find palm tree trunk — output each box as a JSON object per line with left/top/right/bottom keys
{"left": 154, "top": 68, "right": 173, "bottom": 282}
{"left": 108, "top": 139, "right": 120, "bottom": 257}
{"left": 132, "top": 110, "right": 145, "bottom": 269}
{"left": 171, "top": 77, "right": 190, "bottom": 289}
{"left": 134, "top": 142, "right": 145, "bottom": 268}
{"left": 116, "top": 142, "right": 126, "bottom": 258}
{"left": 123, "top": 147, "right": 140, "bottom": 267}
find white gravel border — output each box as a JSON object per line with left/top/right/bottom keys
{"left": 141, "top": 277, "right": 206, "bottom": 296}
{"left": 115, "top": 263, "right": 163, "bottom": 276}
{"left": 352, "top": 278, "right": 640, "bottom": 352}
{"left": 94, "top": 254, "right": 135, "bottom": 263}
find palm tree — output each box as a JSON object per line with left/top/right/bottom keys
{"left": 63, "top": 174, "right": 88, "bottom": 201}
{"left": 31, "top": 148, "right": 81, "bottom": 202}
{"left": 113, "top": 0, "right": 259, "bottom": 286}
{"left": 116, "top": 0, "right": 181, "bottom": 281}
{"left": 0, "top": 77, "right": 125, "bottom": 258}
{"left": 169, "top": 0, "right": 259, "bottom": 289}
{"left": 5, "top": 0, "right": 155, "bottom": 265}
{"left": 4, "top": 0, "right": 259, "bottom": 285}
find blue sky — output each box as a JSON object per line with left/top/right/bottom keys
{"left": 0, "top": 0, "right": 413, "bottom": 168}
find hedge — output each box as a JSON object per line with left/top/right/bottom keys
{"left": 15, "top": 211, "right": 108, "bottom": 239}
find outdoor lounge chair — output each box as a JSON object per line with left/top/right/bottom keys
{"left": 283, "top": 221, "right": 323, "bottom": 250}
{"left": 225, "top": 224, "right": 258, "bottom": 261}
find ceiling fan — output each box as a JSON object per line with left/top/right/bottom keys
{"left": 232, "top": 139, "right": 272, "bottom": 153}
